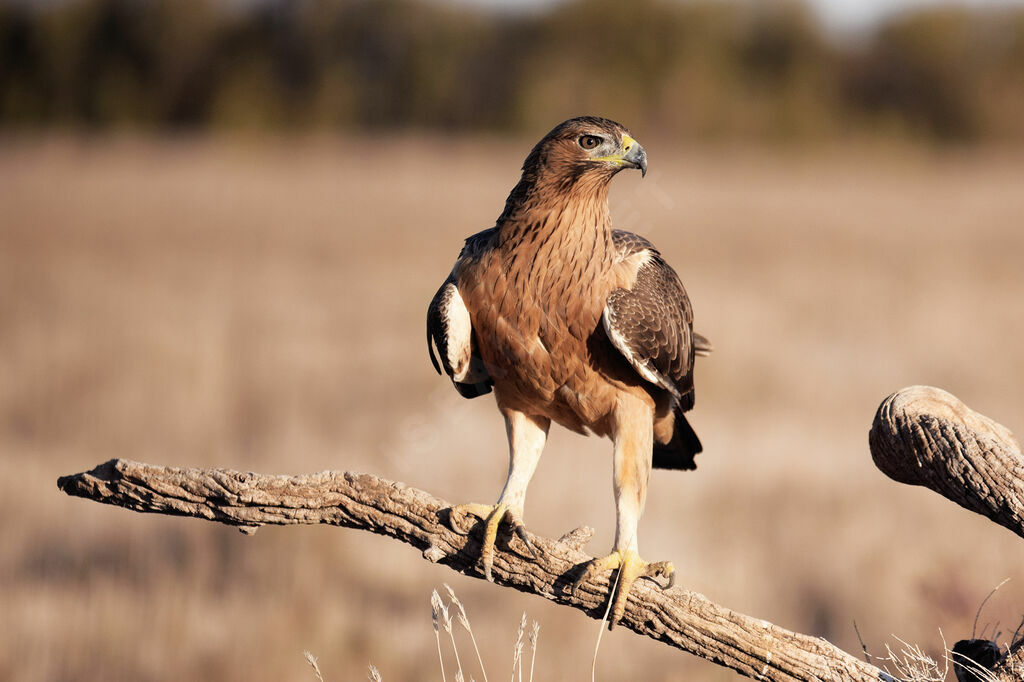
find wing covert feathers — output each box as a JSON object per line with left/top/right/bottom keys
{"left": 604, "top": 231, "right": 698, "bottom": 411}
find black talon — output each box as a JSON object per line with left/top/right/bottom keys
{"left": 514, "top": 525, "right": 539, "bottom": 559}
{"left": 640, "top": 574, "right": 671, "bottom": 590}
{"left": 570, "top": 573, "right": 584, "bottom": 597}
{"left": 570, "top": 565, "right": 595, "bottom": 598}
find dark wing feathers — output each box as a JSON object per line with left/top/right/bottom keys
{"left": 605, "top": 230, "right": 701, "bottom": 411}
{"left": 426, "top": 278, "right": 454, "bottom": 377}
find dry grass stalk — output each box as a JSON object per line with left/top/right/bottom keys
{"left": 511, "top": 612, "right": 526, "bottom": 682}
{"left": 528, "top": 622, "right": 540, "bottom": 682}
{"left": 435, "top": 586, "right": 532, "bottom": 682}
{"left": 972, "top": 580, "right": 1011, "bottom": 640}
{"left": 856, "top": 604, "right": 1024, "bottom": 682}
{"left": 432, "top": 590, "right": 449, "bottom": 682}
{"left": 445, "top": 583, "right": 489, "bottom": 682}
{"left": 877, "top": 636, "right": 948, "bottom": 682}
{"left": 367, "top": 664, "right": 383, "bottom": 682}
{"left": 303, "top": 651, "right": 326, "bottom": 682}
{"left": 1001, "top": 649, "right": 1024, "bottom": 679}
{"left": 590, "top": 543, "right": 628, "bottom": 682}
{"left": 951, "top": 655, "right": 998, "bottom": 682}
{"left": 441, "top": 598, "right": 465, "bottom": 680}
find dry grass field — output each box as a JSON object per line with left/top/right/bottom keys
{"left": 2, "top": 135, "right": 1023, "bottom": 681}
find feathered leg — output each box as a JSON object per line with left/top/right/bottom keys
{"left": 450, "top": 409, "right": 549, "bottom": 581}
{"left": 573, "top": 393, "right": 674, "bottom": 628}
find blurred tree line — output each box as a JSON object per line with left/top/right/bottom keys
{"left": 1, "top": 0, "right": 1023, "bottom": 142}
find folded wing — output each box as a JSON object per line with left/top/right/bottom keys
{"left": 603, "top": 233, "right": 699, "bottom": 411}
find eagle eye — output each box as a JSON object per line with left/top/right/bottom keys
{"left": 578, "top": 135, "right": 601, "bottom": 150}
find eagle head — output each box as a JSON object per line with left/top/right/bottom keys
{"left": 521, "top": 116, "right": 648, "bottom": 186}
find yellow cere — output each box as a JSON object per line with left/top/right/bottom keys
{"left": 591, "top": 134, "right": 636, "bottom": 166}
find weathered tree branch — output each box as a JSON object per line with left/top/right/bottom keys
{"left": 56, "top": 386, "right": 1024, "bottom": 682}
{"left": 870, "top": 385, "right": 1024, "bottom": 541}
{"left": 58, "top": 459, "right": 888, "bottom": 682}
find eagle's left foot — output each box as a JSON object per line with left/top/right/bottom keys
{"left": 572, "top": 550, "right": 675, "bottom": 629}
{"left": 448, "top": 502, "right": 538, "bottom": 581}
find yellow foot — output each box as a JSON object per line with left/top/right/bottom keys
{"left": 572, "top": 550, "right": 675, "bottom": 629}
{"left": 448, "top": 502, "right": 538, "bottom": 582}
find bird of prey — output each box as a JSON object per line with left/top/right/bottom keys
{"left": 427, "top": 116, "right": 710, "bottom": 627}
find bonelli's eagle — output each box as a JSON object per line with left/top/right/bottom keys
{"left": 427, "top": 117, "right": 711, "bottom": 627}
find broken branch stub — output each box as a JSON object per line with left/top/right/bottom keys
{"left": 869, "top": 385, "right": 1024, "bottom": 541}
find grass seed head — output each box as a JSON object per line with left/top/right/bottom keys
{"left": 303, "top": 651, "right": 326, "bottom": 682}
{"left": 431, "top": 589, "right": 446, "bottom": 634}
{"left": 445, "top": 583, "right": 472, "bottom": 632}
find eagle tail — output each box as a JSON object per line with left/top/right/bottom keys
{"left": 652, "top": 409, "right": 702, "bottom": 470}
{"left": 453, "top": 380, "right": 492, "bottom": 398}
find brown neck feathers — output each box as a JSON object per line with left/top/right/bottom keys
{"left": 495, "top": 171, "right": 614, "bottom": 254}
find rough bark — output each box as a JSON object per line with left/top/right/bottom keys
{"left": 869, "top": 385, "right": 1024, "bottom": 541}
{"left": 58, "top": 458, "right": 888, "bottom": 682}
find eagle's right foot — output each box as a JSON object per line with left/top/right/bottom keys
{"left": 571, "top": 549, "right": 675, "bottom": 629}
{"left": 448, "top": 502, "right": 538, "bottom": 581}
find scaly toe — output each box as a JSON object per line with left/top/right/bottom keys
{"left": 447, "top": 503, "right": 494, "bottom": 535}
{"left": 479, "top": 505, "right": 508, "bottom": 582}
{"left": 639, "top": 560, "right": 675, "bottom": 591}
{"left": 571, "top": 552, "right": 622, "bottom": 597}
{"left": 448, "top": 503, "right": 537, "bottom": 582}
{"left": 572, "top": 551, "right": 675, "bottom": 630}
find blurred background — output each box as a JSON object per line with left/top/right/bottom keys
{"left": 2, "top": 0, "right": 1024, "bottom": 680}
{"left": 3, "top": 0, "right": 1024, "bottom": 140}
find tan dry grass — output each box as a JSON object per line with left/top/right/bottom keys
{"left": 1, "top": 135, "right": 1023, "bottom": 681}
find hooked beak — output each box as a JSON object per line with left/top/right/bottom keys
{"left": 592, "top": 133, "right": 648, "bottom": 177}
{"left": 621, "top": 134, "right": 647, "bottom": 177}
